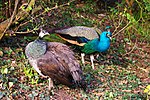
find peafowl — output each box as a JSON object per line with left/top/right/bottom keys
{"left": 25, "top": 29, "right": 85, "bottom": 90}
{"left": 45, "top": 26, "right": 112, "bottom": 69}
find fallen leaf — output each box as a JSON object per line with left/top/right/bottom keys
{"left": 11, "top": 60, "right": 17, "bottom": 67}
{"left": 0, "top": 50, "right": 3, "bottom": 57}
{"left": 121, "top": 90, "right": 132, "bottom": 92}
{"left": 9, "top": 82, "right": 13, "bottom": 88}
{"left": 144, "top": 85, "right": 150, "bottom": 95}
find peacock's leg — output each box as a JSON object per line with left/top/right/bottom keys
{"left": 81, "top": 53, "right": 85, "bottom": 66}
{"left": 90, "top": 55, "right": 95, "bottom": 69}
{"left": 48, "top": 78, "right": 54, "bottom": 90}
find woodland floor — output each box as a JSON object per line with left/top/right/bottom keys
{"left": 0, "top": 28, "right": 149, "bottom": 100}
{"left": 0, "top": 1, "right": 150, "bottom": 100}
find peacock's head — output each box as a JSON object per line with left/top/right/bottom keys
{"left": 39, "top": 28, "right": 50, "bottom": 38}
{"left": 100, "top": 31, "right": 112, "bottom": 40}
{"left": 104, "top": 26, "right": 112, "bottom": 40}
{"left": 105, "top": 26, "right": 111, "bottom": 32}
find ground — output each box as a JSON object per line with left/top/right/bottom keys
{"left": 0, "top": 30, "right": 149, "bottom": 99}
{"left": 0, "top": 0, "right": 150, "bottom": 100}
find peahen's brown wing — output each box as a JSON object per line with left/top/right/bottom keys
{"left": 36, "top": 42, "right": 83, "bottom": 87}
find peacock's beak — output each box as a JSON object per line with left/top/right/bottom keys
{"left": 109, "top": 36, "right": 112, "bottom": 40}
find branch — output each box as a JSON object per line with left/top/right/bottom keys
{"left": 31, "top": 0, "right": 75, "bottom": 21}
{"left": 15, "top": 0, "right": 75, "bottom": 33}
{"left": 112, "top": 15, "right": 124, "bottom": 35}
{"left": 112, "top": 21, "right": 131, "bottom": 37}
{"left": 0, "top": 0, "right": 19, "bottom": 39}
{"left": 15, "top": 30, "right": 34, "bottom": 34}
{"left": 122, "top": 38, "right": 137, "bottom": 57}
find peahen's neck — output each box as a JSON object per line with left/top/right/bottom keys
{"left": 26, "top": 39, "right": 47, "bottom": 59}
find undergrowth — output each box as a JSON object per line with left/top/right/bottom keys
{"left": 0, "top": 0, "right": 149, "bottom": 99}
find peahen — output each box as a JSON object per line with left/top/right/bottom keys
{"left": 46, "top": 26, "right": 112, "bottom": 69}
{"left": 25, "top": 28, "right": 85, "bottom": 90}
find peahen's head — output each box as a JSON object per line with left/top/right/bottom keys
{"left": 100, "top": 31, "right": 112, "bottom": 40}
{"left": 39, "top": 28, "right": 50, "bottom": 38}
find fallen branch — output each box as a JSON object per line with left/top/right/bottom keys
{"left": 122, "top": 38, "right": 137, "bottom": 57}
{"left": 14, "top": 30, "right": 34, "bottom": 34}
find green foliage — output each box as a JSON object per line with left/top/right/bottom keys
{"left": 23, "top": 66, "right": 39, "bottom": 84}
{"left": 143, "top": 0, "right": 150, "bottom": 11}
{"left": 0, "top": 0, "right": 149, "bottom": 99}
{"left": 110, "top": 0, "right": 150, "bottom": 41}
{"left": 1, "top": 67, "right": 8, "bottom": 74}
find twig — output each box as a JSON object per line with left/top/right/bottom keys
{"left": 1, "top": 0, "right": 19, "bottom": 38}
{"left": 15, "top": 0, "right": 75, "bottom": 33}
{"left": 14, "top": 5, "right": 42, "bottom": 32}
{"left": 112, "top": 15, "right": 124, "bottom": 35}
{"left": 122, "top": 38, "right": 137, "bottom": 57}
{"left": 14, "top": 20, "right": 31, "bottom": 32}
{"left": 112, "top": 21, "right": 131, "bottom": 37}
{"left": 38, "top": 0, "right": 75, "bottom": 17}
{"left": 9, "top": 0, "right": 11, "bottom": 16}
{"left": 15, "top": 30, "right": 34, "bottom": 34}
{"left": 33, "top": 0, "right": 75, "bottom": 21}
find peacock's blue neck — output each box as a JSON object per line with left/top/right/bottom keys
{"left": 96, "top": 36, "right": 111, "bottom": 52}
{"left": 82, "top": 31, "right": 111, "bottom": 54}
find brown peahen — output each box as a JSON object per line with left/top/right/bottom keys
{"left": 25, "top": 29, "right": 85, "bottom": 90}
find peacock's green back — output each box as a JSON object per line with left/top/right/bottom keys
{"left": 81, "top": 38, "right": 99, "bottom": 54}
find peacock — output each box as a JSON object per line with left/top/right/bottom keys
{"left": 25, "top": 28, "right": 85, "bottom": 90}
{"left": 46, "top": 26, "right": 112, "bottom": 69}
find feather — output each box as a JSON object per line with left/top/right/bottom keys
{"left": 44, "top": 26, "right": 112, "bottom": 69}
{"left": 25, "top": 30, "right": 85, "bottom": 89}
{"left": 36, "top": 42, "right": 83, "bottom": 86}
{"left": 55, "top": 26, "right": 100, "bottom": 40}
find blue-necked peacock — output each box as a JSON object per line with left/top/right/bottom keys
{"left": 45, "top": 26, "right": 112, "bottom": 69}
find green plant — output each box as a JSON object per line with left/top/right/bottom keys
{"left": 23, "top": 66, "right": 39, "bottom": 84}
{"left": 110, "top": 0, "right": 150, "bottom": 41}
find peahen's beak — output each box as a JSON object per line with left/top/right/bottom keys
{"left": 39, "top": 28, "right": 50, "bottom": 38}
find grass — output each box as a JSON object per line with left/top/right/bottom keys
{"left": 0, "top": 0, "right": 150, "bottom": 99}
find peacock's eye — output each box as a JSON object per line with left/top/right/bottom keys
{"left": 106, "top": 32, "right": 112, "bottom": 40}
{"left": 106, "top": 33, "right": 109, "bottom": 37}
